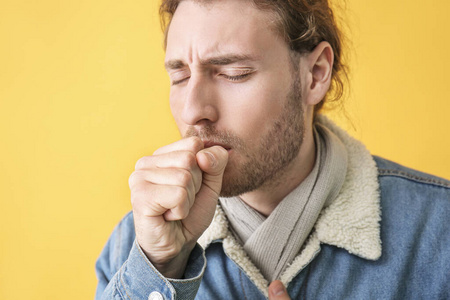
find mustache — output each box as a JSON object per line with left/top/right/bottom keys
{"left": 184, "top": 125, "right": 244, "bottom": 150}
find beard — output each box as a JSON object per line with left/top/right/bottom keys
{"left": 185, "top": 76, "right": 304, "bottom": 197}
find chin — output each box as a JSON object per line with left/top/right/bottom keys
{"left": 219, "top": 169, "right": 261, "bottom": 198}
{"left": 219, "top": 169, "right": 242, "bottom": 198}
{"left": 219, "top": 153, "right": 262, "bottom": 197}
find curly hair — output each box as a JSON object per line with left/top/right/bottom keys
{"left": 160, "top": 0, "right": 348, "bottom": 113}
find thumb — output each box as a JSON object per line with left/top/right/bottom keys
{"left": 268, "top": 281, "right": 291, "bottom": 300}
{"left": 196, "top": 146, "right": 228, "bottom": 193}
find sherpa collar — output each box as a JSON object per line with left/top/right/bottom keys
{"left": 197, "top": 115, "right": 381, "bottom": 297}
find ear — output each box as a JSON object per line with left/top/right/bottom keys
{"left": 300, "top": 41, "right": 334, "bottom": 106}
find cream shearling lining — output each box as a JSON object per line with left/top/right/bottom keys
{"left": 198, "top": 115, "right": 381, "bottom": 298}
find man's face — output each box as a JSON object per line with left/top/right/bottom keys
{"left": 165, "top": 0, "right": 305, "bottom": 196}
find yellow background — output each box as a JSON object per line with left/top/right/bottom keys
{"left": 0, "top": 0, "right": 449, "bottom": 299}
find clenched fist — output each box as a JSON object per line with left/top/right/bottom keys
{"left": 128, "top": 137, "right": 228, "bottom": 278}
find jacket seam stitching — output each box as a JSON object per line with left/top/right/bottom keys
{"left": 135, "top": 240, "right": 176, "bottom": 288}
{"left": 301, "top": 263, "right": 312, "bottom": 299}
{"left": 114, "top": 220, "right": 123, "bottom": 274}
{"left": 378, "top": 169, "right": 450, "bottom": 188}
{"left": 239, "top": 269, "right": 249, "bottom": 300}
{"left": 117, "top": 264, "right": 132, "bottom": 300}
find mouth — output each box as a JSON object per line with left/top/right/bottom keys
{"left": 203, "top": 140, "right": 232, "bottom": 151}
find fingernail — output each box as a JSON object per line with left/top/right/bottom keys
{"left": 205, "top": 152, "right": 216, "bottom": 168}
{"left": 273, "top": 283, "right": 285, "bottom": 296}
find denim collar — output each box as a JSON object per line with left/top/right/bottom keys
{"left": 198, "top": 115, "right": 381, "bottom": 297}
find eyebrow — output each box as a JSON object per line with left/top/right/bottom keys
{"left": 165, "top": 54, "right": 258, "bottom": 71}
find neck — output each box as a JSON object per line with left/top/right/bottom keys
{"left": 240, "top": 126, "right": 316, "bottom": 217}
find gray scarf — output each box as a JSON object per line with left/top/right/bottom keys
{"left": 219, "top": 122, "right": 348, "bottom": 282}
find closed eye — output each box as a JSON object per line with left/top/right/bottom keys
{"left": 221, "top": 73, "right": 252, "bottom": 82}
{"left": 171, "top": 71, "right": 254, "bottom": 85}
{"left": 171, "top": 77, "right": 190, "bottom": 86}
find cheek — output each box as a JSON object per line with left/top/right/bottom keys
{"left": 220, "top": 82, "right": 287, "bottom": 138}
{"left": 169, "top": 94, "right": 186, "bottom": 133}
{"left": 169, "top": 90, "right": 180, "bottom": 115}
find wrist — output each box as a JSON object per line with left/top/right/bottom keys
{"left": 151, "top": 243, "right": 196, "bottom": 279}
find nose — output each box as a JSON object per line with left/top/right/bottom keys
{"left": 180, "top": 75, "right": 219, "bottom": 125}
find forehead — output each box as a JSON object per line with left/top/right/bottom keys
{"left": 165, "top": 0, "right": 286, "bottom": 64}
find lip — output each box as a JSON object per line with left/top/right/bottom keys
{"left": 203, "top": 140, "right": 231, "bottom": 151}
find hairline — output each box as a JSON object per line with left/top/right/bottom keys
{"left": 162, "top": 0, "right": 303, "bottom": 69}
{"left": 163, "top": 0, "right": 290, "bottom": 48}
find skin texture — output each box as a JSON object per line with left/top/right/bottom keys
{"left": 130, "top": 138, "right": 228, "bottom": 278}
{"left": 129, "top": 0, "right": 334, "bottom": 287}
{"left": 166, "top": 0, "right": 333, "bottom": 215}
{"left": 183, "top": 68, "right": 305, "bottom": 199}
{"left": 269, "top": 280, "right": 291, "bottom": 300}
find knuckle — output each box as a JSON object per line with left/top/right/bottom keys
{"left": 152, "top": 147, "right": 163, "bottom": 155}
{"left": 135, "top": 156, "right": 151, "bottom": 170}
{"left": 128, "top": 173, "right": 135, "bottom": 188}
{"left": 189, "top": 136, "right": 203, "bottom": 151}
{"left": 128, "top": 171, "right": 141, "bottom": 187}
{"left": 135, "top": 157, "right": 145, "bottom": 170}
{"left": 130, "top": 186, "right": 143, "bottom": 207}
{"left": 181, "top": 151, "right": 197, "bottom": 169}
{"left": 173, "top": 186, "right": 188, "bottom": 205}
{"left": 177, "top": 169, "right": 192, "bottom": 187}
{"left": 129, "top": 170, "right": 150, "bottom": 188}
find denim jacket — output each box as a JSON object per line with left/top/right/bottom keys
{"left": 95, "top": 117, "right": 450, "bottom": 299}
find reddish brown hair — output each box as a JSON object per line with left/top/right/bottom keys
{"left": 160, "top": 0, "right": 348, "bottom": 113}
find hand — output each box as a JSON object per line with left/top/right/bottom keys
{"left": 129, "top": 137, "right": 228, "bottom": 278}
{"left": 269, "top": 281, "right": 291, "bottom": 300}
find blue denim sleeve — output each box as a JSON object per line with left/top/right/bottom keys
{"left": 95, "top": 212, "right": 206, "bottom": 300}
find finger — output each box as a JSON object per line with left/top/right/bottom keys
{"left": 196, "top": 146, "right": 229, "bottom": 193}
{"left": 268, "top": 281, "right": 291, "bottom": 300}
{"left": 136, "top": 150, "right": 197, "bottom": 170}
{"left": 153, "top": 136, "right": 204, "bottom": 156}
{"left": 135, "top": 151, "right": 203, "bottom": 192}
{"left": 131, "top": 183, "right": 190, "bottom": 220}
{"left": 129, "top": 169, "right": 196, "bottom": 209}
{"left": 179, "top": 146, "right": 228, "bottom": 234}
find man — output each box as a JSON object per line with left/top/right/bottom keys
{"left": 96, "top": 0, "right": 450, "bottom": 299}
